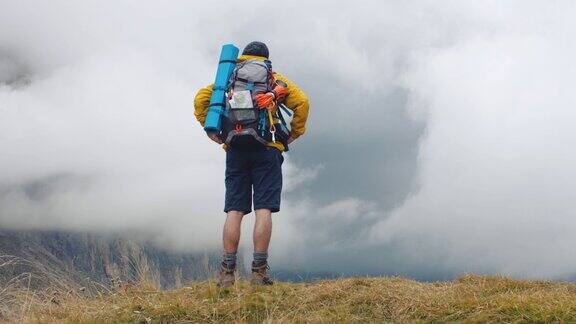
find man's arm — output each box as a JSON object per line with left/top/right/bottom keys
{"left": 274, "top": 73, "right": 310, "bottom": 142}
{"left": 194, "top": 84, "right": 214, "bottom": 126}
{"left": 194, "top": 84, "right": 223, "bottom": 144}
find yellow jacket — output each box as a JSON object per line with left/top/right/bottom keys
{"left": 194, "top": 55, "right": 310, "bottom": 151}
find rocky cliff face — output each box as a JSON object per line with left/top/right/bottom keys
{"left": 0, "top": 230, "right": 220, "bottom": 289}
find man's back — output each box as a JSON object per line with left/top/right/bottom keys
{"left": 194, "top": 54, "right": 309, "bottom": 152}
{"left": 193, "top": 41, "right": 309, "bottom": 287}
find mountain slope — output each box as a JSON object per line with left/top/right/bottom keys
{"left": 0, "top": 230, "right": 219, "bottom": 290}
{"left": 16, "top": 275, "right": 576, "bottom": 323}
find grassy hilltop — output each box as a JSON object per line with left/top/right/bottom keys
{"left": 7, "top": 274, "right": 576, "bottom": 323}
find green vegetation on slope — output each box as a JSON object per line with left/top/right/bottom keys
{"left": 14, "top": 275, "right": 576, "bottom": 323}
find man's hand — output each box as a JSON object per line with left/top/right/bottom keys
{"left": 207, "top": 132, "right": 223, "bottom": 144}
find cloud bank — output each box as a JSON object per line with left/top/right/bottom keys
{"left": 1, "top": 0, "right": 576, "bottom": 280}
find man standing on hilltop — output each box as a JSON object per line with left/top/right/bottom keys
{"left": 194, "top": 41, "right": 310, "bottom": 287}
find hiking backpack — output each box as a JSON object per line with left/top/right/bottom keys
{"left": 220, "top": 59, "right": 289, "bottom": 150}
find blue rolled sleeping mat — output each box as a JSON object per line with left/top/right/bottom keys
{"left": 204, "top": 44, "right": 239, "bottom": 133}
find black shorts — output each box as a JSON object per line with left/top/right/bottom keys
{"left": 224, "top": 146, "right": 284, "bottom": 214}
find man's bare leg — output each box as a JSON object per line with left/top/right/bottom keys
{"left": 251, "top": 209, "right": 274, "bottom": 285}
{"left": 218, "top": 211, "right": 244, "bottom": 287}
{"left": 223, "top": 211, "right": 244, "bottom": 253}
{"left": 253, "top": 209, "right": 272, "bottom": 252}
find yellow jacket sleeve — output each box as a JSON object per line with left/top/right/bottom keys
{"left": 193, "top": 84, "right": 214, "bottom": 126}
{"left": 275, "top": 73, "right": 310, "bottom": 139}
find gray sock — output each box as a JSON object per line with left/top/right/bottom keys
{"left": 253, "top": 252, "right": 268, "bottom": 267}
{"left": 222, "top": 252, "right": 237, "bottom": 270}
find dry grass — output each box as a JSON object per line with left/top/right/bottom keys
{"left": 0, "top": 254, "right": 123, "bottom": 322}
{"left": 8, "top": 273, "right": 576, "bottom": 323}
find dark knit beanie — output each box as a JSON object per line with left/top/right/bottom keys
{"left": 242, "top": 41, "right": 269, "bottom": 58}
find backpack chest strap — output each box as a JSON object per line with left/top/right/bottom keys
{"left": 235, "top": 77, "right": 267, "bottom": 85}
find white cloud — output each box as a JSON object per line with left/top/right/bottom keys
{"left": 371, "top": 1, "right": 576, "bottom": 278}
{"left": 2, "top": 0, "right": 576, "bottom": 279}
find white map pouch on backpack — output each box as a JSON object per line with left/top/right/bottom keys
{"left": 229, "top": 90, "right": 253, "bottom": 109}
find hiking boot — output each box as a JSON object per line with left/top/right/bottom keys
{"left": 217, "top": 263, "right": 236, "bottom": 288}
{"left": 250, "top": 262, "right": 273, "bottom": 286}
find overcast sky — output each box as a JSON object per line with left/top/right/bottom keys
{"left": 1, "top": 0, "right": 576, "bottom": 280}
